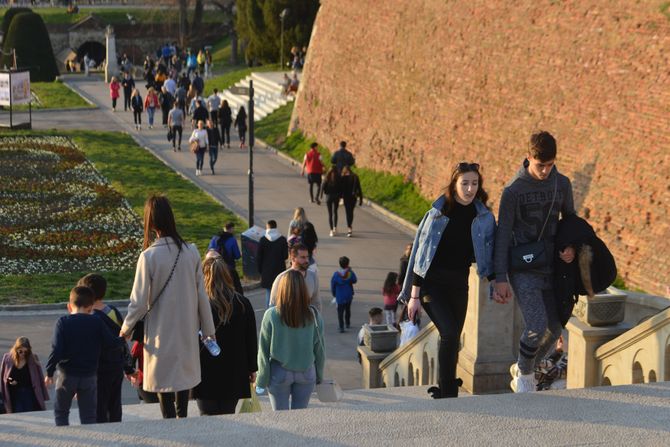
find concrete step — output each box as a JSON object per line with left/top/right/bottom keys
{"left": 1, "top": 383, "right": 669, "bottom": 446}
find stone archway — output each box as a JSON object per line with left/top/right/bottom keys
{"left": 76, "top": 41, "right": 106, "bottom": 67}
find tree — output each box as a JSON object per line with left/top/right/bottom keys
{"left": 236, "top": 0, "right": 319, "bottom": 64}
{"left": 1, "top": 7, "right": 32, "bottom": 38}
{"left": 2, "top": 12, "right": 59, "bottom": 81}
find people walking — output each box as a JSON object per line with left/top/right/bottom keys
{"left": 144, "top": 87, "right": 159, "bottom": 129}
{"left": 339, "top": 166, "right": 363, "bottom": 237}
{"left": 120, "top": 194, "right": 216, "bottom": 419}
{"left": 492, "top": 131, "right": 576, "bottom": 393}
{"left": 206, "top": 119, "right": 222, "bottom": 175}
{"left": 288, "top": 207, "right": 318, "bottom": 265}
{"left": 207, "top": 222, "right": 244, "bottom": 295}
{"left": 109, "top": 76, "right": 120, "bottom": 111}
{"left": 399, "top": 162, "right": 496, "bottom": 399}
{"left": 257, "top": 220, "right": 288, "bottom": 308}
{"left": 189, "top": 120, "right": 209, "bottom": 176}
{"left": 192, "top": 255, "right": 258, "bottom": 416}
{"left": 159, "top": 86, "right": 174, "bottom": 128}
{"left": 1, "top": 337, "right": 49, "bottom": 413}
{"left": 270, "top": 243, "right": 321, "bottom": 311}
{"left": 219, "top": 100, "right": 232, "bottom": 148}
{"left": 191, "top": 99, "right": 208, "bottom": 129}
{"left": 322, "top": 167, "right": 342, "bottom": 237}
{"left": 121, "top": 72, "right": 135, "bottom": 112}
{"left": 331, "top": 256, "right": 358, "bottom": 333}
{"left": 207, "top": 89, "right": 221, "bottom": 127}
{"left": 257, "top": 270, "right": 325, "bottom": 411}
{"left": 382, "top": 272, "right": 401, "bottom": 325}
{"left": 234, "top": 106, "right": 248, "bottom": 148}
{"left": 130, "top": 89, "right": 143, "bottom": 131}
{"left": 331, "top": 141, "right": 355, "bottom": 173}
{"left": 301, "top": 143, "right": 324, "bottom": 204}
{"left": 167, "top": 102, "right": 184, "bottom": 151}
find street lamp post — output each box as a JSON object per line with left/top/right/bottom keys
{"left": 279, "top": 8, "right": 289, "bottom": 69}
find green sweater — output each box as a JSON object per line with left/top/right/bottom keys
{"left": 256, "top": 307, "right": 325, "bottom": 388}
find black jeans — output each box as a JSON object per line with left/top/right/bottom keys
{"left": 157, "top": 390, "right": 190, "bottom": 418}
{"left": 210, "top": 109, "right": 219, "bottom": 127}
{"left": 171, "top": 125, "right": 183, "bottom": 149}
{"left": 420, "top": 268, "right": 469, "bottom": 392}
{"left": 326, "top": 195, "right": 339, "bottom": 230}
{"left": 196, "top": 398, "right": 238, "bottom": 416}
{"left": 162, "top": 106, "right": 170, "bottom": 125}
{"left": 54, "top": 372, "right": 97, "bottom": 426}
{"left": 123, "top": 91, "right": 131, "bottom": 110}
{"left": 96, "top": 370, "right": 123, "bottom": 423}
{"left": 343, "top": 197, "right": 356, "bottom": 227}
{"left": 220, "top": 123, "right": 231, "bottom": 145}
{"left": 337, "top": 302, "right": 352, "bottom": 329}
{"left": 133, "top": 110, "right": 142, "bottom": 125}
{"left": 307, "top": 173, "right": 322, "bottom": 202}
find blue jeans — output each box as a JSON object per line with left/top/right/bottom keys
{"left": 196, "top": 148, "right": 206, "bottom": 170}
{"left": 264, "top": 288, "right": 271, "bottom": 308}
{"left": 209, "top": 145, "right": 218, "bottom": 171}
{"left": 147, "top": 107, "right": 155, "bottom": 126}
{"left": 267, "top": 360, "right": 315, "bottom": 411}
{"left": 54, "top": 372, "right": 97, "bottom": 426}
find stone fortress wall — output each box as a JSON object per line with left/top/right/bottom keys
{"left": 294, "top": 0, "right": 670, "bottom": 295}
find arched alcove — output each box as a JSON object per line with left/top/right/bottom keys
{"left": 77, "top": 41, "right": 106, "bottom": 67}
{"left": 648, "top": 370, "right": 657, "bottom": 383}
{"left": 394, "top": 371, "right": 399, "bottom": 387}
{"left": 665, "top": 342, "right": 670, "bottom": 381}
{"left": 422, "top": 352, "right": 430, "bottom": 385}
{"left": 602, "top": 377, "right": 612, "bottom": 386}
{"left": 408, "top": 362, "right": 415, "bottom": 386}
{"left": 430, "top": 358, "right": 435, "bottom": 384}
{"left": 632, "top": 361, "right": 644, "bottom": 384}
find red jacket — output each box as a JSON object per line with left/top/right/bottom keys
{"left": 144, "top": 92, "right": 158, "bottom": 109}
{"left": 303, "top": 148, "right": 324, "bottom": 174}
{"left": 1, "top": 353, "right": 49, "bottom": 412}
{"left": 109, "top": 81, "right": 120, "bottom": 99}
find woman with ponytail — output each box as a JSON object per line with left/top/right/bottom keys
{"left": 193, "top": 254, "right": 258, "bottom": 415}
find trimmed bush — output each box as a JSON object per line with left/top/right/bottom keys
{"left": 2, "top": 12, "right": 59, "bottom": 82}
{"left": 0, "top": 7, "right": 31, "bottom": 38}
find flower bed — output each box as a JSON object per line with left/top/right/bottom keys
{"left": 0, "top": 136, "right": 143, "bottom": 275}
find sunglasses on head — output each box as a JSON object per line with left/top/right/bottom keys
{"left": 457, "top": 162, "right": 480, "bottom": 172}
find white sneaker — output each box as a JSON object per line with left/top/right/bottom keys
{"left": 510, "top": 363, "right": 520, "bottom": 379}
{"left": 510, "top": 363, "right": 536, "bottom": 393}
{"left": 329, "top": 230, "right": 334, "bottom": 237}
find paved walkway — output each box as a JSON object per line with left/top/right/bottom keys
{"left": 27, "top": 75, "right": 416, "bottom": 391}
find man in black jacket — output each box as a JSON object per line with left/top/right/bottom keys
{"left": 256, "top": 220, "right": 288, "bottom": 308}
{"left": 331, "top": 141, "right": 355, "bottom": 173}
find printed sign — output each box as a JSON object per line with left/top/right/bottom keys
{"left": 0, "top": 71, "right": 31, "bottom": 106}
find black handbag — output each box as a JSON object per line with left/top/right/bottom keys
{"left": 131, "top": 247, "right": 181, "bottom": 342}
{"left": 509, "top": 176, "right": 557, "bottom": 272}
{"left": 167, "top": 128, "right": 174, "bottom": 142}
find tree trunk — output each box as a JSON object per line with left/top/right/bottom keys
{"left": 178, "top": 0, "right": 189, "bottom": 47}
{"left": 231, "top": 30, "right": 238, "bottom": 65}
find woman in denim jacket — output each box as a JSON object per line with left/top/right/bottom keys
{"left": 399, "top": 162, "right": 495, "bottom": 398}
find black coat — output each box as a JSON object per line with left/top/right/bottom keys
{"left": 554, "top": 214, "right": 617, "bottom": 326}
{"left": 219, "top": 106, "right": 232, "bottom": 126}
{"left": 256, "top": 235, "right": 288, "bottom": 289}
{"left": 192, "top": 297, "right": 257, "bottom": 400}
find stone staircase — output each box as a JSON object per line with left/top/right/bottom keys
{"left": 1, "top": 383, "right": 669, "bottom": 446}
{"left": 219, "top": 71, "right": 295, "bottom": 121}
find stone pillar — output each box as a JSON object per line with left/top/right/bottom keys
{"left": 105, "top": 25, "right": 119, "bottom": 83}
{"left": 456, "top": 266, "right": 517, "bottom": 394}
{"left": 357, "top": 346, "right": 390, "bottom": 389}
{"left": 566, "top": 318, "right": 631, "bottom": 388}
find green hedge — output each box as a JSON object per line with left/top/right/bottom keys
{"left": 2, "top": 12, "right": 59, "bottom": 82}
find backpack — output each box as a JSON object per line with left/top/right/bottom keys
{"left": 216, "top": 233, "right": 236, "bottom": 266}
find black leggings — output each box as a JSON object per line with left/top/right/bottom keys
{"left": 221, "top": 123, "right": 231, "bottom": 145}
{"left": 157, "top": 390, "right": 190, "bottom": 418}
{"left": 238, "top": 127, "right": 246, "bottom": 145}
{"left": 420, "top": 268, "right": 469, "bottom": 392}
{"left": 343, "top": 197, "right": 356, "bottom": 227}
{"left": 112, "top": 98, "right": 117, "bottom": 109}
{"left": 162, "top": 106, "right": 170, "bottom": 125}
{"left": 133, "top": 111, "right": 142, "bottom": 125}
{"left": 326, "top": 195, "right": 339, "bottom": 230}
{"left": 196, "top": 398, "right": 238, "bottom": 416}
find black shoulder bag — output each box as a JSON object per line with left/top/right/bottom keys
{"left": 131, "top": 247, "right": 182, "bottom": 342}
{"left": 509, "top": 176, "right": 558, "bottom": 272}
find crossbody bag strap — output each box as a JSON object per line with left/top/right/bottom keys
{"left": 146, "top": 245, "right": 182, "bottom": 314}
{"left": 536, "top": 175, "right": 559, "bottom": 241}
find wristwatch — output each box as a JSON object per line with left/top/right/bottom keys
{"left": 410, "top": 296, "right": 420, "bottom": 300}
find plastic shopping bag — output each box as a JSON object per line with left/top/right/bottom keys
{"left": 239, "top": 383, "right": 262, "bottom": 413}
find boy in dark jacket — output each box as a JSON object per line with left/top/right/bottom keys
{"left": 331, "top": 256, "right": 358, "bottom": 333}
{"left": 45, "top": 286, "right": 125, "bottom": 426}
{"left": 256, "top": 220, "right": 288, "bottom": 308}
{"left": 208, "top": 222, "right": 243, "bottom": 294}
{"left": 77, "top": 274, "right": 135, "bottom": 423}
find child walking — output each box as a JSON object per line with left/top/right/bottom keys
{"left": 331, "top": 256, "right": 358, "bottom": 333}
{"left": 382, "top": 272, "right": 400, "bottom": 325}
{"left": 45, "top": 286, "right": 125, "bottom": 426}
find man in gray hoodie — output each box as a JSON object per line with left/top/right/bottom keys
{"left": 493, "top": 131, "right": 576, "bottom": 393}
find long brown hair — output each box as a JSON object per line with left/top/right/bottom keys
{"left": 202, "top": 256, "right": 243, "bottom": 325}
{"left": 275, "top": 270, "right": 313, "bottom": 328}
{"left": 142, "top": 194, "right": 186, "bottom": 250}
{"left": 443, "top": 162, "right": 489, "bottom": 214}
{"left": 10, "top": 337, "right": 33, "bottom": 366}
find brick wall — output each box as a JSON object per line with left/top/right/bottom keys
{"left": 294, "top": 0, "right": 670, "bottom": 295}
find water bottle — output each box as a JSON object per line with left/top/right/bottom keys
{"left": 199, "top": 331, "right": 221, "bottom": 356}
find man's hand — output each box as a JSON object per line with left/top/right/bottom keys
{"left": 494, "top": 282, "right": 512, "bottom": 304}
{"left": 44, "top": 376, "right": 53, "bottom": 387}
{"left": 249, "top": 372, "right": 257, "bottom": 383}
{"left": 559, "top": 246, "right": 576, "bottom": 264}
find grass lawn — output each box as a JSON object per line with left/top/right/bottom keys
{"left": 255, "top": 103, "right": 431, "bottom": 225}
{"left": 204, "top": 64, "right": 282, "bottom": 96}
{"left": 0, "top": 7, "right": 226, "bottom": 26}
{"left": 31, "top": 81, "right": 92, "bottom": 109}
{"left": 210, "top": 35, "right": 233, "bottom": 68}
{"left": 0, "top": 130, "right": 244, "bottom": 304}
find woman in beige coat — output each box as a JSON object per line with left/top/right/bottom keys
{"left": 121, "top": 195, "right": 215, "bottom": 419}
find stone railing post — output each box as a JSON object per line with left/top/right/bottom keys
{"left": 357, "top": 346, "right": 390, "bottom": 389}
{"left": 104, "top": 25, "right": 119, "bottom": 83}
